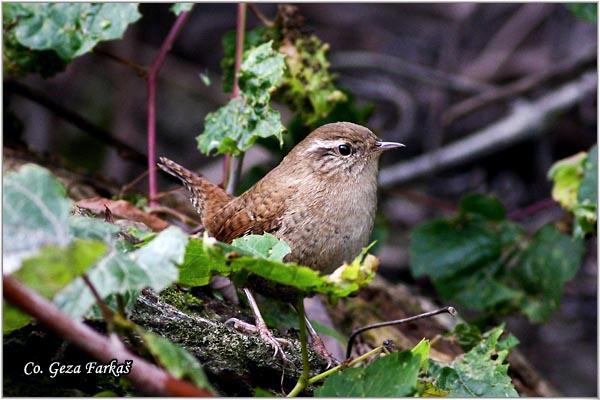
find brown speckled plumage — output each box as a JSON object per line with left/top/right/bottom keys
{"left": 159, "top": 122, "right": 402, "bottom": 276}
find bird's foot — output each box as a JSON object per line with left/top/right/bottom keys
{"left": 310, "top": 333, "right": 341, "bottom": 368}
{"left": 225, "top": 318, "right": 291, "bottom": 362}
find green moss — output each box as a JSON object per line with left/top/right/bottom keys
{"left": 159, "top": 286, "right": 204, "bottom": 315}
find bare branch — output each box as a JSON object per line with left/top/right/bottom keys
{"left": 379, "top": 72, "right": 597, "bottom": 188}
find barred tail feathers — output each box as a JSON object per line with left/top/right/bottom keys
{"left": 157, "top": 157, "right": 231, "bottom": 218}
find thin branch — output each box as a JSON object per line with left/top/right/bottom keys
{"left": 507, "top": 198, "right": 558, "bottom": 221}
{"left": 82, "top": 273, "right": 115, "bottom": 326}
{"left": 307, "top": 346, "right": 384, "bottom": 385}
{"left": 223, "top": 3, "right": 247, "bottom": 194}
{"left": 443, "top": 47, "right": 597, "bottom": 125}
{"left": 3, "top": 275, "right": 212, "bottom": 397}
{"left": 379, "top": 72, "right": 597, "bottom": 188}
{"left": 385, "top": 188, "right": 458, "bottom": 213}
{"left": 147, "top": 9, "right": 193, "bottom": 207}
{"left": 93, "top": 48, "right": 148, "bottom": 78}
{"left": 248, "top": 3, "right": 274, "bottom": 27}
{"left": 5, "top": 81, "right": 147, "bottom": 167}
{"left": 331, "top": 51, "right": 494, "bottom": 94}
{"left": 346, "top": 306, "right": 457, "bottom": 359}
{"left": 286, "top": 297, "right": 310, "bottom": 397}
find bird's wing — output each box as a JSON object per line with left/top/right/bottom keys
{"left": 209, "top": 184, "right": 286, "bottom": 243}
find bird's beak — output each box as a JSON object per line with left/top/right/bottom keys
{"left": 375, "top": 141, "right": 405, "bottom": 152}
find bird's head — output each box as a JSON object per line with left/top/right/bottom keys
{"left": 288, "top": 122, "right": 404, "bottom": 180}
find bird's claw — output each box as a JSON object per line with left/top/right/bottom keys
{"left": 225, "top": 318, "right": 291, "bottom": 362}
{"left": 310, "top": 333, "right": 340, "bottom": 368}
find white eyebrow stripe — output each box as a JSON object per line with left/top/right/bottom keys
{"left": 304, "top": 139, "right": 348, "bottom": 154}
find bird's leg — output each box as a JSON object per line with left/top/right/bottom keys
{"left": 226, "top": 288, "right": 290, "bottom": 361}
{"left": 304, "top": 316, "right": 340, "bottom": 368}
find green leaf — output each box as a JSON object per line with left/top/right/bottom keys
{"left": 514, "top": 225, "right": 585, "bottom": 322}
{"left": 316, "top": 351, "right": 421, "bottom": 396}
{"left": 410, "top": 193, "right": 586, "bottom": 322}
{"left": 6, "top": 3, "right": 141, "bottom": 61}
{"left": 3, "top": 164, "right": 73, "bottom": 272}
{"left": 231, "top": 233, "right": 291, "bottom": 261}
{"left": 170, "top": 3, "right": 193, "bottom": 15}
{"left": 197, "top": 96, "right": 285, "bottom": 155}
{"left": 548, "top": 146, "right": 597, "bottom": 237}
{"left": 55, "top": 227, "right": 188, "bottom": 318}
{"left": 3, "top": 4, "right": 67, "bottom": 77}
{"left": 4, "top": 239, "right": 107, "bottom": 333}
{"left": 143, "top": 331, "right": 214, "bottom": 392}
{"left": 410, "top": 219, "right": 501, "bottom": 281}
{"left": 448, "top": 323, "right": 483, "bottom": 352}
{"left": 178, "top": 235, "right": 378, "bottom": 300}
{"left": 411, "top": 339, "right": 431, "bottom": 372}
{"left": 197, "top": 41, "right": 285, "bottom": 156}
{"left": 430, "top": 325, "right": 518, "bottom": 397}
{"left": 459, "top": 194, "right": 506, "bottom": 221}
{"left": 566, "top": 3, "right": 597, "bottom": 21}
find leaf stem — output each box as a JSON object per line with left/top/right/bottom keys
{"left": 147, "top": 9, "right": 193, "bottom": 207}
{"left": 307, "top": 345, "right": 383, "bottom": 385}
{"left": 287, "top": 297, "right": 310, "bottom": 397}
{"left": 346, "top": 306, "right": 457, "bottom": 358}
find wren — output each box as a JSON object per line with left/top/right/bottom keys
{"left": 159, "top": 122, "right": 403, "bottom": 273}
{"left": 158, "top": 122, "right": 403, "bottom": 364}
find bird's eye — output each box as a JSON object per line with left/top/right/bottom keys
{"left": 338, "top": 144, "right": 352, "bottom": 156}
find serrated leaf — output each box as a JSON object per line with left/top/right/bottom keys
{"left": 143, "top": 331, "right": 214, "bottom": 392}
{"left": 231, "top": 233, "right": 291, "bottom": 261}
{"left": 197, "top": 96, "right": 285, "bottom": 155}
{"left": 316, "top": 351, "right": 421, "bottom": 396}
{"left": 170, "top": 3, "right": 193, "bottom": 15}
{"left": 4, "top": 239, "right": 107, "bottom": 333}
{"left": 3, "top": 164, "right": 73, "bottom": 273}
{"left": 8, "top": 3, "right": 141, "bottom": 60}
{"left": 55, "top": 227, "right": 188, "bottom": 318}
{"left": 430, "top": 325, "right": 518, "bottom": 397}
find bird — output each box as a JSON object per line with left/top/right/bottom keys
{"left": 158, "top": 121, "right": 404, "bottom": 364}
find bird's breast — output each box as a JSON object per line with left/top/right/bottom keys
{"left": 276, "top": 180, "right": 378, "bottom": 274}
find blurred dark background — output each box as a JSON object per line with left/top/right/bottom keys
{"left": 4, "top": 3, "right": 597, "bottom": 396}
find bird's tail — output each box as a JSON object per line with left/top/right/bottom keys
{"left": 157, "top": 157, "right": 232, "bottom": 219}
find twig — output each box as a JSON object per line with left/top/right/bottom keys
{"left": 82, "top": 274, "right": 115, "bottom": 326}
{"left": 507, "top": 198, "right": 557, "bottom": 221}
{"left": 386, "top": 188, "right": 458, "bottom": 213}
{"left": 147, "top": 9, "right": 193, "bottom": 207}
{"left": 93, "top": 48, "right": 148, "bottom": 78}
{"left": 346, "top": 306, "right": 457, "bottom": 359}
{"left": 119, "top": 169, "right": 149, "bottom": 197}
{"left": 307, "top": 346, "right": 384, "bottom": 385}
{"left": 223, "top": 3, "right": 247, "bottom": 194}
{"left": 443, "top": 47, "right": 597, "bottom": 125}
{"left": 379, "top": 72, "right": 597, "bottom": 188}
{"left": 3, "top": 275, "right": 212, "bottom": 396}
{"left": 248, "top": 3, "right": 274, "bottom": 27}
{"left": 147, "top": 205, "right": 202, "bottom": 226}
{"left": 331, "top": 51, "right": 494, "bottom": 94}
{"left": 4, "top": 81, "right": 147, "bottom": 167}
